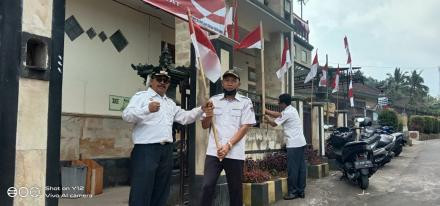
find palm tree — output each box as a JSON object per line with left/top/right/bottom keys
{"left": 407, "top": 70, "right": 429, "bottom": 106}
{"left": 385, "top": 68, "right": 409, "bottom": 102}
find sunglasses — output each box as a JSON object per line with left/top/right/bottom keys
{"left": 154, "top": 76, "right": 170, "bottom": 83}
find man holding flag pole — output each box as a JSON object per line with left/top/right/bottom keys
{"left": 188, "top": 10, "right": 256, "bottom": 206}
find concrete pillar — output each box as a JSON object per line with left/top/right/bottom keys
{"left": 0, "top": 0, "right": 65, "bottom": 205}
{"left": 293, "top": 96, "right": 305, "bottom": 123}
{"left": 336, "top": 110, "right": 348, "bottom": 128}
{"left": 312, "top": 103, "right": 325, "bottom": 156}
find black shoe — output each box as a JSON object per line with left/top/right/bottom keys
{"left": 297, "top": 192, "right": 305, "bottom": 198}
{"left": 283, "top": 193, "right": 299, "bottom": 200}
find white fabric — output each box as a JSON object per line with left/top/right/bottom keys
{"left": 223, "top": 7, "right": 233, "bottom": 37}
{"left": 122, "top": 88, "right": 203, "bottom": 144}
{"left": 276, "top": 50, "right": 291, "bottom": 79}
{"left": 332, "top": 73, "right": 339, "bottom": 93}
{"left": 304, "top": 62, "right": 318, "bottom": 83}
{"left": 274, "top": 105, "right": 307, "bottom": 148}
{"left": 204, "top": 93, "right": 256, "bottom": 160}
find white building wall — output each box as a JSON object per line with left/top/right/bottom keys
{"left": 63, "top": 0, "right": 173, "bottom": 116}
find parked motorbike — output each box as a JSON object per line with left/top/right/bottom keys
{"left": 375, "top": 126, "right": 406, "bottom": 157}
{"left": 327, "top": 127, "right": 376, "bottom": 189}
{"left": 361, "top": 132, "right": 396, "bottom": 167}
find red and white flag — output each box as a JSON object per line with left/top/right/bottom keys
{"left": 235, "top": 26, "right": 261, "bottom": 49}
{"left": 276, "top": 38, "right": 291, "bottom": 79}
{"left": 319, "top": 55, "right": 328, "bottom": 87}
{"left": 189, "top": 16, "right": 222, "bottom": 82}
{"left": 344, "top": 36, "right": 352, "bottom": 73}
{"left": 233, "top": 0, "right": 239, "bottom": 41}
{"left": 348, "top": 78, "right": 354, "bottom": 107}
{"left": 224, "top": 6, "right": 233, "bottom": 38}
{"left": 331, "top": 66, "right": 340, "bottom": 93}
{"left": 304, "top": 50, "right": 319, "bottom": 83}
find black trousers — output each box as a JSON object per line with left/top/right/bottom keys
{"left": 200, "top": 155, "right": 244, "bottom": 206}
{"left": 129, "top": 143, "right": 173, "bottom": 206}
{"left": 287, "top": 146, "right": 307, "bottom": 194}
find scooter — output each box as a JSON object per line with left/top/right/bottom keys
{"left": 356, "top": 119, "right": 396, "bottom": 168}
{"left": 328, "top": 127, "right": 376, "bottom": 189}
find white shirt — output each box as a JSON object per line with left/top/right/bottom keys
{"left": 204, "top": 93, "right": 256, "bottom": 160}
{"left": 274, "top": 105, "right": 307, "bottom": 148}
{"left": 122, "top": 88, "right": 203, "bottom": 144}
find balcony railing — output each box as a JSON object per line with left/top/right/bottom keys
{"left": 292, "top": 13, "right": 309, "bottom": 41}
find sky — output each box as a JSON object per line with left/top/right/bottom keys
{"left": 292, "top": 0, "right": 440, "bottom": 97}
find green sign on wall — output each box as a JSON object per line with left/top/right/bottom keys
{"left": 109, "top": 95, "right": 130, "bottom": 111}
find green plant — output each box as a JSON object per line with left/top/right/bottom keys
{"left": 243, "top": 158, "right": 271, "bottom": 183}
{"left": 423, "top": 116, "right": 434, "bottom": 134}
{"left": 378, "top": 109, "right": 399, "bottom": 129}
{"left": 433, "top": 118, "right": 440, "bottom": 134}
{"left": 409, "top": 115, "right": 424, "bottom": 132}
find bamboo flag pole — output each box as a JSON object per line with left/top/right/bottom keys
{"left": 326, "top": 54, "right": 329, "bottom": 124}
{"left": 187, "top": 10, "right": 221, "bottom": 150}
{"left": 260, "top": 21, "right": 266, "bottom": 120}
{"left": 337, "top": 65, "right": 339, "bottom": 111}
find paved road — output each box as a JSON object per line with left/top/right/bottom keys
{"left": 60, "top": 139, "right": 440, "bottom": 206}
{"left": 275, "top": 139, "right": 440, "bottom": 206}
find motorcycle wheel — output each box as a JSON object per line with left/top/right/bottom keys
{"left": 394, "top": 145, "right": 403, "bottom": 157}
{"left": 359, "top": 175, "right": 369, "bottom": 189}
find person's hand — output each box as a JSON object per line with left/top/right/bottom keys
{"left": 202, "top": 101, "right": 214, "bottom": 117}
{"left": 217, "top": 144, "right": 230, "bottom": 159}
{"left": 148, "top": 101, "right": 160, "bottom": 113}
{"left": 264, "top": 115, "right": 270, "bottom": 121}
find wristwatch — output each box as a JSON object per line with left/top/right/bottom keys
{"left": 227, "top": 141, "right": 233, "bottom": 149}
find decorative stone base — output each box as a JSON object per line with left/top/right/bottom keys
{"left": 307, "top": 163, "right": 329, "bottom": 179}
{"left": 242, "top": 178, "right": 287, "bottom": 206}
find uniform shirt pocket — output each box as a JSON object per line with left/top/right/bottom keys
{"left": 230, "top": 108, "right": 242, "bottom": 125}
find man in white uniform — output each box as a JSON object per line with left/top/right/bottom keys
{"left": 199, "top": 69, "right": 256, "bottom": 206}
{"left": 122, "top": 68, "right": 212, "bottom": 206}
{"left": 265, "top": 93, "right": 307, "bottom": 200}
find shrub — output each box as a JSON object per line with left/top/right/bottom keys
{"left": 423, "top": 116, "right": 434, "bottom": 134}
{"left": 378, "top": 109, "right": 398, "bottom": 129}
{"left": 243, "top": 158, "right": 272, "bottom": 183}
{"left": 258, "top": 152, "right": 287, "bottom": 175}
{"left": 409, "top": 116, "right": 424, "bottom": 132}
{"left": 434, "top": 118, "right": 440, "bottom": 134}
{"left": 243, "top": 169, "right": 271, "bottom": 183}
{"left": 305, "top": 145, "right": 324, "bottom": 165}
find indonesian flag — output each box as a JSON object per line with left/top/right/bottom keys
{"left": 235, "top": 26, "right": 261, "bottom": 49}
{"left": 304, "top": 50, "right": 318, "bottom": 83}
{"left": 319, "top": 55, "right": 328, "bottom": 87}
{"left": 276, "top": 38, "right": 291, "bottom": 79}
{"left": 233, "top": 0, "right": 239, "bottom": 41}
{"left": 189, "top": 17, "right": 222, "bottom": 82}
{"left": 331, "top": 66, "right": 340, "bottom": 93}
{"left": 348, "top": 78, "right": 354, "bottom": 107}
{"left": 344, "top": 36, "right": 352, "bottom": 73}
{"left": 224, "top": 6, "right": 233, "bottom": 38}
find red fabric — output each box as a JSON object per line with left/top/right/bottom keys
{"left": 234, "top": 26, "right": 261, "bottom": 49}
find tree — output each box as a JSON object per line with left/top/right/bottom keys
{"left": 385, "top": 68, "right": 409, "bottom": 102}
{"left": 407, "top": 70, "right": 429, "bottom": 107}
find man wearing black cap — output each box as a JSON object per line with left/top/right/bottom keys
{"left": 122, "top": 68, "right": 213, "bottom": 206}
{"left": 199, "top": 69, "right": 256, "bottom": 206}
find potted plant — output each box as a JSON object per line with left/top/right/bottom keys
{"left": 305, "top": 145, "right": 329, "bottom": 178}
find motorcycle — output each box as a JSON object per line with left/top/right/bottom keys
{"left": 361, "top": 132, "right": 396, "bottom": 167}
{"left": 327, "top": 127, "right": 376, "bottom": 189}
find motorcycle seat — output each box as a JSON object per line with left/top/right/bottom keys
{"left": 377, "top": 134, "right": 393, "bottom": 148}
{"left": 363, "top": 134, "right": 381, "bottom": 145}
